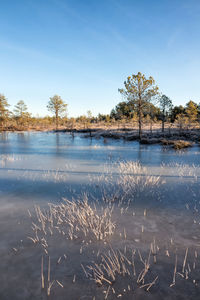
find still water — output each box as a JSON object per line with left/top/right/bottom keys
{"left": 0, "top": 132, "right": 200, "bottom": 300}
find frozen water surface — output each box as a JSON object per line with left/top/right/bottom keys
{"left": 0, "top": 132, "right": 200, "bottom": 299}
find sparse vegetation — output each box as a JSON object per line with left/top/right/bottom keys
{"left": 161, "top": 139, "right": 193, "bottom": 149}
{"left": 31, "top": 198, "right": 115, "bottom": 243}
{"left": 16, "top": 159, "right": 200, "bottom": 299}
{"left": 1, "top": 136, "right": 200, "bottom": 299}
{"left": 0, "top": 74, "right": 200, "bottom": 148}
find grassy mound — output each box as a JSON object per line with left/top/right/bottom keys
{"left": 161, "top": 139, "right": 192, "bottom": 149}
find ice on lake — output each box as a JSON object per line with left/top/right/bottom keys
{"left": 0, "top": 132, "right": 200, "bottom": 299}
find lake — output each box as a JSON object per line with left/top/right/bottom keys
{"left": 0, "top": 132, "right": 200, "bottom": 299}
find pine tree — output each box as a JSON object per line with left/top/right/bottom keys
{"left": 47, "top": 95, "right": 67, "bottom": 129}
{"left": 185, "top": 100, "right": 198, "bottom": 124}
{"left": 0, "top": 94, "right": 10, "bottom": 129}
{"left": 119, "top": 72, "right": 158, "bottom": 139}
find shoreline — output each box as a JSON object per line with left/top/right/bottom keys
{"left": 1, "top": 127, "right": 200, "bottom": 149}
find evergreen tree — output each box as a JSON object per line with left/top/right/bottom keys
{"left": 185, "top": 100, "right": 198, "bottom": 124}
{"left": 0, "top": 94, "right": 10, "bottom": 128}
{"left": 159, "top": 95, "right": 172, "bottom": 132}
{"left": 14, "top": 100, "right": 30, "bottom": 126}
{"left": 47, "top": 95, "right": 67, "bottom": 129}
{"left": 119, "top": 72, "right": 159, "bottom": 139}
{"left": 14, "top": 100, "right": 28, "bottom": 117}
{"left": 171, "top": 105, "right": 185, "bottom": 122}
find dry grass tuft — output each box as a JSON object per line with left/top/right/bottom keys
{"left": 116, "top": 161, "right": 163, "bottom": 203}
{"left": 161, "top": 139, "right": 192, "bottom": 149}
{"left": 173, "top": 140, "right": 192, "bottom": 150}
{"left": 84, "top": 246, "right": 159, "bottom": 296}
{"left": 49, "top": 198, "right": 115, "bottom": 241}
{"left": 29, "top": 197, "right": 115, "bottom": 246}
{"left": 89, "top": 161, "right": 163, "bottom": 205}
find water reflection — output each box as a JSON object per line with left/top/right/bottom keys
{"left": 0, "top": 132, "right": 8, "bottom": 141}
{"left": 0, "top": 132, "right": 199, "bottom": 166}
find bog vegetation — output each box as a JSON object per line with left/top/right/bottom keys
{"left": 1, "top": 72, "right": 200, "bottom": 139}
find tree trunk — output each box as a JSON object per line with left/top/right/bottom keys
{"left": 162, "top": 110, "right": 165, "bottom": 133}
{"left": 56, "top": 111, "right": 58, "bottom": 130}
{"left": 150, "top": 121, "right": 152, "bottom": 134}
{"left": 168, "top": 124, "right": 171, "bottom": 134}
{"left": 162, "top": 119, "right": 164, "bottom": 133}
{"left": 179, "top": 123, "right": 182, "bottom": 134}
{"left": 138, "top": 98, "right": 142, "bottom": 140}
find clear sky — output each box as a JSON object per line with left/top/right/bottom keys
{"left": 0, "top": 0, "right": 200, "bottom": 117}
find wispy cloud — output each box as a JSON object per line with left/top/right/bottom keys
{"left": 0, "top": 39, "right": 64, "bottom": 63}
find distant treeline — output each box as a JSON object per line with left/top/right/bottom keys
{"left": 0, "top": 72, "right": 200, "bottom": 136}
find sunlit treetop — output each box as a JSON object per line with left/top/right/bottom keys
{"left": 119, "top": 72, "right": 159, "bottom": 105}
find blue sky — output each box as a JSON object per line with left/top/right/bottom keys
{"left": 0, "top": 0, "right": 200, "bottom": 117}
